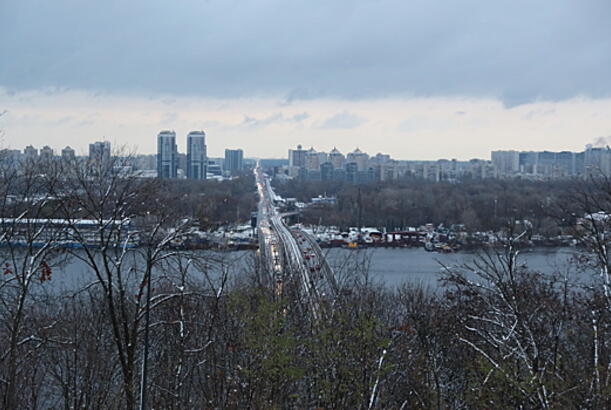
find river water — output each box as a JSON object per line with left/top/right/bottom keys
{"left": 325, "top": 247, "right": 591, "bottom": 288}
{"left": 40, "top": 246, "right": 592, "bottom": 292}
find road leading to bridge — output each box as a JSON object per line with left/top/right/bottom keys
{"left": 255, "top": 165, "right": 337, "bottom": 318}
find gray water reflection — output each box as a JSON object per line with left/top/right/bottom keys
{"left": 326, "top": 247, "right": 591, "bottom": 288}
{"left": 35, "top": 247, "right": 592, "bottom": 292}
{"left": 44, "top": 249, "right": 256, "bottom": 293}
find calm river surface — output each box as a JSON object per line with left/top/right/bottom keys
{"left": 47, "top": 247, "right": 589, "bottom": 291}
{"left": 326, "top": 247, "right": 590, "bottom": 288}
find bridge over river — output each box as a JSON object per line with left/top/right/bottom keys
{"left": 255, "top": 165, "right": 338, "bottom": 319}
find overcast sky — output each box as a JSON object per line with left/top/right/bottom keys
{"left": 1, "top": 0, "right": 610, "bottom": 158}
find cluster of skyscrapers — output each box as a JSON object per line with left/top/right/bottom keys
{"left": 156, "top": 130, "right": 244, "bottom": 179}
{"left": 156, "top": 130, "right": 207, "bottom": 179}
{"left": 5, "top": 136, "right": 609, "bottom": 183}
{"left": 282, "top": 144, "right": 611, "bottom": 183}
{"left": 284, "top": 145, "right": 498, "bottom": 183}
{"left": 2, "top": 131, "right": 245, "bottom": 180}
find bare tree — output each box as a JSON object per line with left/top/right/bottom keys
{"left": 442, "top": 231, "right": 587, "bottom": 408}
{"left": 0, "top": 154, "right": 68, "bottom": 408}
{"left": 44, "top": 150, "right": 191, "bottom": 408}
{"left": 559, "top": 176, "right": 611, "bottom": 404}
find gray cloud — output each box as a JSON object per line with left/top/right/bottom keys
{"left": 240, "top": 112, "right": 310, "bottom": 128}
{"left": 158, "top": 112, "right": 179, "bottom": 125}
{"left": 1, "top": 1, "right": 610, "bottom": 106}
{"left": 291, "top": 112, "right": 310, "bottom": 122}
{"left": 319, "top": 112, "right": 366, "bottom": 129}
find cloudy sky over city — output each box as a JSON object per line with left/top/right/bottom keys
{"left": 1, "top": 0, "right": 610, "bottom": 158}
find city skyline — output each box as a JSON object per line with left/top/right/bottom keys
{"left": 7, "top": 138, "right": 609, "bottom": 183}
{"left": 1, "top": 94, "right": 611, "bottom": 159}
{"left": 4, "top": 130, "right": 610, "bottom": 163}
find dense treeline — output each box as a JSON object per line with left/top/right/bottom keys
{"left": 163, "top": 175, "right": 257, "bottom": 228}
{"left": 273, "top": 178, "right": 582, "bottom": 233}
{"left": 1, "top": 153, "right": 609, "bottom": 408}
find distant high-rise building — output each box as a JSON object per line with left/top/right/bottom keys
{"left": 347, "top": 148, "right": 369, "bottom": 171}
{"left": 207, "top": 158, "right": 223, "bottom": 177}
{"left": 537, "top": 151, "right": 556, "bottom": 176}
{"left": 556, "top": 151, "right": 575, "bottom": 176}
{"left": 345, "top": 162, "right": 359, "bottom": 183}
{"left": 40, "top": 145, "right": 54, "bottom": 161}
{"left": 328, "top": 147, "right": 345, "bottom": 169}
{"left": 491, "top": 150, "right": 520, "bottom": 175}
{"left": 584, "top": 145, "right": 611, "bottom": 177}
{"left": 23, "top": 145, "right": 38, "bottom": 160}
{"left": 186, "top": 131, "right": 207, "bottom": 179}
{"left": 423, "top": 163, "right": 441, "bottom": 182}
{"left": 519, "top": 151, "right": 538, "bottom": 174}
{"left": 574, "top": 151, "right": 585, "bottom": 175}
{"left": 305, "top": 148, "right": 324, "bottom": 171}
{"left": 157, "top": 130, "right": 178, "bottom": 178}
{"left": 320, "top": 162, "right": 334, "bottom": 181}
{"left": 289, "top": 144, "right": 307, "bottom": 168}
{"left": 224, "top": 149, "right": 244, "bottom": 175}
{"left": 89, "top": 141, "right": 111, "bottom": 163}
{"left": 61, "top": 146, "right": 76, "bottom": 161}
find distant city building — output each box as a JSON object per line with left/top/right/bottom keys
{"left": 320, "top": 161, "right": 334, "bottom": 181}
{"left": 491, "top": 150, "right": 520, "bottom": 175}
{"left": 207, "top": 158, "right": 223, "bottom": 177}
{"left": 328, "top": 147, "right": 345, "bottom": 169}
{"left": 584, "top": 145, "right": 611, "bottom": 177}
{"left": 556, "top": 151, "right": 575, "bottom": 176}
{"left": 491, "top": 149, "right": 582, "bottom": 178}
{"left": 518, "top": 151, "right": 538, "bottom": 174}
{"left": 89, "top": 141, "right": 111, "bottom": 163}
{"left": 61, "top": 146, "right": 76, "bottom": 161}
{"left": 40, "top": 146, "right": 54, "bottom": 161}
{"left": 289, "top": 144, "right": 307, "bottom": 168}
{"left": 186, "top": 131, "right": 207, "bottom": 179}
{"left": 468, "top": 159, "right": 497, "bottom": 179}
{"left": 134, "top": 154, "right": 156, "bottom": 171}
{"left": 224, "top": 149, "right": 244, "bottom": 175}
{"left": 157, "top": 130, "right": 178, "bottom": 178}
{"left": 305, "top": 148, "right": 326, "bottom": 172}
{"left": 346, "top": 148, "right": 369, "bottom": 171}
{"left": 23, "top": 145, "right": 38, "bottom": 160}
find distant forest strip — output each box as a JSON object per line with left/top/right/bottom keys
{"left": 274, "top": 178, "right": 587, "bottom": 233}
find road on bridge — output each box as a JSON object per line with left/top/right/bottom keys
{"left": 255, "top": 165, "right": 337, "bottom": 318}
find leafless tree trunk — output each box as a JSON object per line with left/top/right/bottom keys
{"left": 0, "top": 154, "right": 66, "bottom": 408}
{"left": 43, "top": 151, "right": 192, "bottom": 408}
